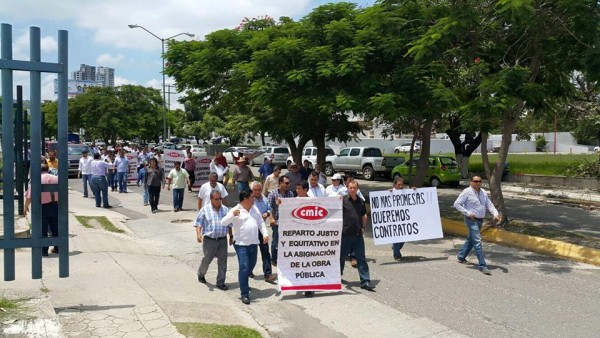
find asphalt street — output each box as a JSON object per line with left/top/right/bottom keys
{"left": 66, "top": 173, "right": 600, "bottom": 338}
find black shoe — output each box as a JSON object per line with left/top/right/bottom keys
{"left": 304, "top": 291, "right": 315, "bottom": 298}
{"left": 457, "top": 257, "right": 468, "bottom": 264}
{"left": 271, "top": 261, "right": 277, "bottom": 267}
{"left": 249, "top": 272, "right": 255, "bottom": 278}
{"left": 198, "top": 276, "right": 207, "bottom": 283}
{"left": 51, "top": 247, "right": 59, "bottom": 254}
{"left": 216, "top": 284, "right": 228, "bottom": 291}
{"left": 241, "top": 296, "right": 250, "bottom": 305}
{"left": 360, "top": 283, "right": 376, "bottom": 291}
{"left": 103, "top": 205, "right": 112, "bottom": 208}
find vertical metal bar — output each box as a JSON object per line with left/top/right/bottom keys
{"left": 30, "top": 26, "right": 43, "bottom": 279}
{"left": 1, "top": 23, "right": 16, "bottom": 281}
{"left": 57, "top": 29, "right": 69, "bottom": 278}
{"left": 15, "top": 86, "right": 24, "bottom": 216}
{"left": 161, "top": 39, "right": 167, "bottom": 140}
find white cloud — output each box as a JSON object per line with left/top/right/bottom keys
{"left": 10, "top": 30, "right": 58, "bottom": 61}
{"left": 114, "top": 76, "right": 135, "bottom": 86}
{"left": 96, "top": 53, "right": 125, "bottom": 66}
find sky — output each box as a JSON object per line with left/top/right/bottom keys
{"left": 0, "top": 0, "right": 375, "bottom": 109}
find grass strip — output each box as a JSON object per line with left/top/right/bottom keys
{"left": 174, "top": 322, "right": 262, "bottom": 338}
{"left": 75, "top": 215, "right": 124, "bottom": 233}
{"left": 0, "top": 297, "right": 22, "bottom": 320}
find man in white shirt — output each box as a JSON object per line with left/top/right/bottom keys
{"left": 326, "top": 173, "right": 347, "bottom": 197}
{"left": 307, "top": 171, "right": 326, "bottom": 197}
{"left": 221, "top": 190, "right": 269, "bottom": 305}
{"left": 198, "top": 172, "right": 228, "bottom": 210}
{"left": 77, "top": 150, "right": 94, "bottom": 198}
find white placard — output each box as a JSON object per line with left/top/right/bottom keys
{"left": 125, "top": 153, "right": 138, "bottom": 182}
{"left": 369, "top": 187, "right": 443, "bottom": 245}
{"left": 162, "top": 150, "right": 211, "bottom": 187}
{"left": 278, "top": 197, "right": 343, "bottom": 292}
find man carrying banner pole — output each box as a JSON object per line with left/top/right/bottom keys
{"left": 340, "top": 181, "right": 375, "bottom": 291}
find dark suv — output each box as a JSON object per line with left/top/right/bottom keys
{"left": 47, "top": 142, "right": 91, "bottom": 177}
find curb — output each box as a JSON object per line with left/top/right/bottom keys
{"left": 442, "top": 218, "right": 600, "bottom": 267}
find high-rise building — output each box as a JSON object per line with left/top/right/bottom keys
{"left": 96, "top": 67, "right": 115, "bottom": 87}
{"left": 71, "top": 64, "right": 96, "bottom": 81}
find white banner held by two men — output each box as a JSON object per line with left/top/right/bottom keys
{"left": 162, "top": 151, "right": 212, "bottom": 187}
{"left": 369, "top": 187, "right": 443, "bottom": 245}
{"left": 278, "top": 197, "right": 343, "bottom": 292}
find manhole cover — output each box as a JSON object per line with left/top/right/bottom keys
{"left": 171, "top": 219, "right": 193, "bottom": 223}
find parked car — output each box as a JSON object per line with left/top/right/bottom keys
{"left": 394, "top": 142, "right": 421, "bottom": 153}
{"left": 325, "top": 147, "right": 390, "bottom": 180}
{"left": 286, "top": 146, "right": 335, "bottom": 167}
{"left": 251, "top": 146, "right": 290, "bottom": 166}
{"left": 223, "top": 147, "right": 249, "bottom": 164}
{"left": 186, "top": 144, "right": 207, "bottom": 156}
{"left": 47, "top": 142, "right": 91, "bottom": 177}
{"left": 391, "top": 155, "right": 460, "bottom": 187}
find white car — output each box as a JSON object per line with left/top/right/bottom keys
{"left": 223, "top": 147, "right": 249, "bottom": 164}
{"left": 394, "top": 142, "right": 421, "bottom": 153}
{"left": 251, "top": 146, "right": 290, "bottom": 166}
{"left": 186, "top": 144, "right": 207, "bottom": 157}
{"left": 286, "top": 146, "right": 335, "bottom": 167}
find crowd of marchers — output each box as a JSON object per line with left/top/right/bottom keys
{"left": 26, "top": 146, "right": 500, "bottom": 302}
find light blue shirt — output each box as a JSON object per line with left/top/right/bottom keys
{"left": 90, "top": 160, "right": 110, "bottom": 176}
{"left": 195, "top": 204, "right": 231, "bottom": 238}
{"left": 114, "top": 156, "right": 129, "bottom": 173}
{"left": 454, "top": 187, "right": 499, "bottom": 219}
{"left": 253, "top": 194, "right": 271, "bottom": 215}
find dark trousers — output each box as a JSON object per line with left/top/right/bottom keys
{"left": 197, "top": 237, "right": 228, "bottom": 285}
{"left": 340, "top": 234, "right": 371, "bottom": 286}
{"left": 271, "top": 225, "right": 279, "bottom": 263}
{"left": 172, "top": 188, "right": 184, "bottom": 209}
{"left": 148, "top": 185, "right": 161, "bottom": 211}
{"left": 258, "top": 232, "right": 272, "bottom": 277}
{"left": 41, "top": 202, "right": 59, "bottom": 254}
{"left": 188, "top": 171, "right": 195, "bottom": 190}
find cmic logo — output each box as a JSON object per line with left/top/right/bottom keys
{"left": 291, "top": 206, "right": 328, "bottom": 220}
{"left": 200, "top": 158, "right": 211, "bottom": 164}
{"left": 169, "top": 152, "right": 181, "bottom": 157}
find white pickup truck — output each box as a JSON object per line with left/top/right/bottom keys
{"left": 324, "top": 147, "right": 391, "bottom": 180}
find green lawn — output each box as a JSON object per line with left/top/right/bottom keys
{"left": 467, "top": 153, "right": 598, "bottom": 176}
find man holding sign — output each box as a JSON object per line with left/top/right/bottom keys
{"left": 340, "top": 181, "right": 375, "bottom": 291}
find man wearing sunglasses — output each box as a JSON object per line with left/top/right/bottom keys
{"left": 453, "top": 175, "right": 501, "bottom": 275}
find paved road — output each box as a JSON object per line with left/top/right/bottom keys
{"left": 69, "top": 177, "right": 600, "bottom": 337}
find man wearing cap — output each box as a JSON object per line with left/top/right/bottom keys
{"left": 307, "top": 171, "right": 326, "bottom": 197}
{"left": 326, "top": 173, "right": 347, "bottom": 197}
{"left": 232, "top": 157, "right": 254, "bottom": 193}
{"left": 77, "top": 149, "right": 93, "bottom": 198}
{"left": 284, "top": 162, "right": 302, "bottom": 195}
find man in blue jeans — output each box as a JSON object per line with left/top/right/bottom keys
{"left": 77, "top": 150, "right": 93, "bottom": 198}
{"left": 221, "top": 190, "right": 269, "bottom": 305}
{"left": 114, "top": 149, "right": 130, "bottom": 193}
{"left": 454, "top": 175, "right": 501, "bottom": 275}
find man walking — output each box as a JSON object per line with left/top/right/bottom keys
{"left": 183, "top": 151, "right": 196, "bottom": 192}
{"left": 232, "top": 158, "right": 254, "bottom": 193}
{"left": 195, "top": 190, "right": 233, "bottom": 291}
{"left": 77, "top": 149, "right": 93, "bottom": 198}
{"left": 115, "top": 149, "right": 130, "bottom": 193}
{"left": 454, "top": 175, "right": 501, "bottom": 275}
{"left": 89, "top": 153, "right": 112, "bottom": 208}
{"left": 222, "top": 191, "right": 269, "bottom": 304}
{"left": 340, "top": 181, "right": 375, "bottom": 291}
{"left": 167, "top": 161, "right": 190, "bottom": 212}
{"left": 250, "top": 181, "right": 277, "bottom": 283}
{"left": 262, "top": 165, "right": 281, "bottom": 196}
{"left": 267, "top": 176, "right": 294, "bottom": 266}
{"left": 198, "top": 173, "right": 228, "bottom": 209}
{"left": 307, "top": 171, "right": 326, "bottom": 197}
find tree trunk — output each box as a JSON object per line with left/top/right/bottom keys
{"left": 312, "top": 136, "right": 327, "bottom": 173}
{"left": 457, "top": 154, "right": 469, "bottom": 178}
{"left": 413, "top": 120, "right": 433, "bottom": 188}
{"left": 286, "top": 135, "right": 310, "bottom": 167}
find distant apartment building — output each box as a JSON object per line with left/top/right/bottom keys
{"left": 96, "top": 66, "right": 115, "bottom": 87}
{"left": 56, "top": 64, "right": 115, "bottom": 97}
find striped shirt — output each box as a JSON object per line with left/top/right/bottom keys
{"left": 267, "top": 189, "right": 294, "bottom": 224}
{"left": 194, "top": 204, "right": 231, "bottom": 238}
{"left": 454, "top": 187, "right": 499, "bottom": 219}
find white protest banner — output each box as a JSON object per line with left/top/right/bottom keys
{"left": 369, "top": 187, "right": 443, "bottom": 245}
{"left": 125, "top": 153, "right": 138, "bottom": 183}
{"left": 193, "top": 155, "right": 212, "bottom": 187}
{"left": 278, "top": 197, "right": 343, "bottom": 292}
{"left": 162, "top": 150, "right": 211, "bottom": 187}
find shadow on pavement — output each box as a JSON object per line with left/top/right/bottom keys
{"left": 55, "top": 304, "right": 135, "bottom": 313}
{"left": 379, "top": 256, "right": 448, "bottom": 266}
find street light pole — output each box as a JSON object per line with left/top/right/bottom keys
{"left": 128, "top": 24, "right": 194, "bottom": 141}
